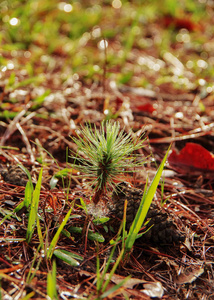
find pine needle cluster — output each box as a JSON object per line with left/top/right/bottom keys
{"left": 71, "top": 121, "right": 145, "bottom": 204}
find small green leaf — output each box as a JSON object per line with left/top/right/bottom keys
{"left": 88, "top": 231, "right": 105, "bottom": 243}
{"left": 67, "top": 226, "right": 105, "bottom": 242}
{"left": 69, "top": 214, "right": 82, "bottom": 219}
{"left": 68, "top": 226, "right": 82, "bottom": 234}
{"left": 54, "top": 168, "right": 74, "bottom": 178}
{"left": 14, "top": 201, "right": 25, "bottom": 213}
{"left": 93, "top": 217, "right": 110, "bottom": 225}
{"left": 79, "top": 198, "right": 88, "bottom": 214}
{"left": 50, "top": 168, "right": 74, "bottom": 189}
{"left": 53, "top": 249, "right": 83, "bottom": 266}
{"left": 24, "top": 181, "right": 33, "bottom": 208}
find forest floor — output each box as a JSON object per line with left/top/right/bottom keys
{"left": 1, "top": 1, "right": 214, "bottom": 299}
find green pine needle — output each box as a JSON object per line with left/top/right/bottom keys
{"left": 71, "top": 121, "right": 145, "bottom": 204}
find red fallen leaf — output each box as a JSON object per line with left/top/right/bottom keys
{"left": 0, "top": 155, "right": 7, "bottom": 163}
{"left": 163, "top": 15, "right": 202, "bottom": 31}
{"left": 116, "top": 96, "right": 123, "bottom": 105}
{"left": 168, "top": 143, "right": 214, "bottom": 172}
{"left": 136, "top": 103, "right": 155, "bottom": 113}
{"left": 115, "top": 96, "right": 123, "bottom": 110}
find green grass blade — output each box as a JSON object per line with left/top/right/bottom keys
{"left": 19, "top": 291, "right": 35, "bottom": 299}
{"left": 26, "top": 168, "right": 43, "bottom": 243}
{"left": 47, "top": 260, "right": 58, "bottom": 300}
{"left": 26, "top": 232, "right": 46, "bottom": 284}
{"left": 32, "top": 89, "right": 51, "bottom": 109}
{"left": 98, "top": 230, "right": 124, "bottom": 292}
{"left": 125, "top": 147, "right": 170, "bottom": 252}
{"left": 36, "top": 215, "right": 44, "bottom": 250}
{"left": 102, "top": 248, "right": 124, "bottom": 293}
{"left": 27, "top": 256, "right": 43, "bottom": 285}
{"left": 96, "top": 246, "right": 101, "bottom": 292}
{"left": 47, "top": 205, "right": 74, "bottom": 260}
{"left": 18, "top": 164, "right": 33, "bottom": 190}
{"left": 126, "top": 179, "right": 148, "bottom": 236}
{"left": 122, "top": 200, "right": 127, "bottom": 251}
{"left": 96, "top": 220, "right": 124, "bottom": 293}
{"left": 97, "top": 241, "right": 117, "bottom": 292}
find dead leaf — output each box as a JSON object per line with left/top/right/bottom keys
{"left": 175, "top": 265, "right": 204, "bottom": 284}
{"left": 141, "top": 282, "right": 164, "bottom": 298}
{"left": 105, "top": 273, "right": 164, "bottom": 298}
{"left": 136, "top": 103, "right": 155, "bottom": 113}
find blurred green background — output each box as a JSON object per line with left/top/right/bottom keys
{"left": 0, "top": 0, "right": 213, "bottom": 92}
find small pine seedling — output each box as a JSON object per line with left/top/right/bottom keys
{"left": 71, "top": 121, "right": 145, "bottom": 204}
